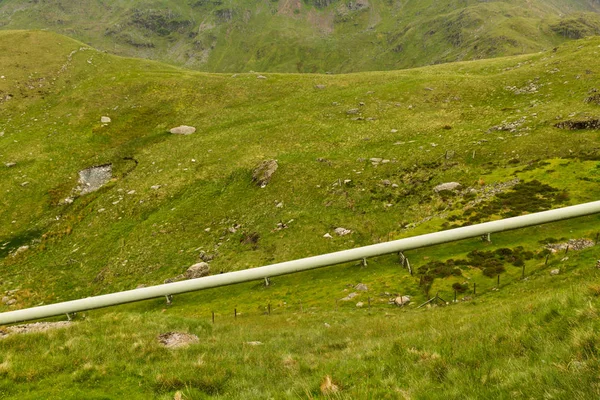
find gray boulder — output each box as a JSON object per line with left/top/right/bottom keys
{"left": 185, "top": 262, "right": 210, "bottom": 279}
{"left": 433, "top": 182, "right": 462, "bottom": 193}
{"left": 252, "top": 160, "right": 278, "bottom": 188}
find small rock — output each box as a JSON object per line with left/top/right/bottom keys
{"left": 381, "top": 179, "right": 391, "bottom": 186}
{"left": 100, "top": 116, "right": 111, "bottom": 123}
{"left": 127, "top": 190, "right": 136, "bottom": 195}
{"left": 356, "top": 302, "right": 364, "bottom": 308}
{"left": 346, "top": 108, "right": 359, "bottom": 115}
{"left": 391, "top": 183, "right": 399, "bottom": 188}
{"left": 169, "top": 126, "right": 196, "bottom": 135}
{"left": 20, "top": 182, "right": 29, "bottom": 187}
{"left": 151, "top": 185, "right": 161, "bottom": 190}
{"left": 320, "top": 376, "right": 339, "bottom": 395}
{"left": 157, "top": 332, "right": 199, "bottom": 348}
{"left": 1, "top": 296, "right": 11, "bottom": 305}
{"left": 5, "top": 162, "right": 15, "bottom": 168}
{"left": 355, "top": 283, "right": 368, "bottom": 291}
{"left": 334, "top": 227, "right": 352, "bottom": 236}
{"left": 185, "top": 262, "right": 210, "bottom": 279}
{"left": 394, "top": 295, "right": 411, "bottom": 306}
{"left": 257, "top": 75, "right": 267, "bottom": 79}
{"left": 246, "top": 341, "right": 263, "bottom": 346}
{"left": 323, "top": 233, "right": 333, "bottom": 238}
{"left": 433, "top": 182, "right": 462, "bottom": 193}
{"left": 370, "top": 158, "right": 383, "bottom": 164}
{"left": 252, "top": 159, "right": 278, "bottom": 188}
{"left": 6, "top": 299, "right": 16, "bottom": 306}
{"left": 275, "top": 202, "right": 284, "bottom": 208}
{"left": 199, "top": 251, "right": 215, "bottom": 262}
{"left": 390, "top": 129, "right": 398, "bottom": 133}
{"left": 314, "top": 84, "right": 326, "bottom": 89}
{"left": 11, "top": 245, "right": 29, "bottom": 257}
{"left": 550, "top": 269, "right": 560, "bottom": 275}
{"left": 341, "top": 292, "right": 358, "bottom": 301}
{"left": 324, "top": 323, "right": 331, "bottom": 328}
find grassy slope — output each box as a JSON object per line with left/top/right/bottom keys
{"left": 1, "top": 0, "right": 600, "bottom": 73}
{"left": 0, "top": 30, "right": 600, "bottom": 397}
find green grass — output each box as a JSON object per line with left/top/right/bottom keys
{"left": 2, "top": 30, "right": 600, "bottom": 397}
{"left": 1, "top": 0, "right": 600, "bottom": 73}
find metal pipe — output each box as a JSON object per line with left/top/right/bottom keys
{"left": 2, "top": 200, "right": 600, "bottom": 324}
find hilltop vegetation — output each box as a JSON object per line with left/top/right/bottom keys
{"left": 1, "top": 30, "right": 600, "bottom": 397}
{"left": 1, "top": 0, "right": 600, "bottom": 72}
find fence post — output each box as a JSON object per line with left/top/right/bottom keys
{"left": 497, "top": 274, "right": 500, "bottom": 288}
{"left": 234, "top": 308, "right": 237, "bottom": 320}
{"left": 268, "top": 303, "right": 271, "bottom": 315}
{"left": 212, "top": 311, "right": 215, "bottom": 324}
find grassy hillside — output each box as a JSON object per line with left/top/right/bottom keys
{"left": 1, "top": 0, "right": 600, "bottom": 72}
{"left": 1, "top": 30, "right": 600, "bottom": 397}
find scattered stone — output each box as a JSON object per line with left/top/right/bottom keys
{"left": 394, "top": 295, "right": 411, "bottom": 306}
{"left": 199, "top": 251, "right": 215, "bottom": 262}
{"left": 185, "top": 262, "right": 210, "bottom": 279}
{"left": 127, "top": 190, "right": 136, "bottom": 195}
{"left": 334, "top": 227, "right": 352, "bottom": 236}
{"left": 323, "top": 233, "right": 333, "bottom": 239}
{"left": 391, "top": 183, "right": 399, "bottom": 188}
{"left": 0, "top": 322, "right": 71, "bottom": 338}
{"left": 324, "top": 323, "right": 331, "bottom": 328}
{"left": 4, "top": 162, "right": 15, "bottom": 168}
{"left": 355, "top": 283, "right": 368, "bottom": 291}
{"left": 61, "top": 197, "right": 74, "bottom": 205}
{"left": 151, "top": 185, "right": 161, "bottom": 190}
{"left": 314, "top": 84, "right": 326, "bottom": 89}
{"left": 550, "top": 269, "right": 560, "bottom": 276}
{"left": 169, "top": 125, "right": 196, "bottom": 135}
{"left": 341, "top": 292, "right": 358, "bottom": 301}
{"left": 1, "top": 296, "right": 11, "bottom": 305}
{"left": 381, "top": 179, "right": 391, "bottom": 186}
{"left": 157, "top": 332, "right": 199, "bottom": 349}
{"left": 276, "top": 202, "right": 284, "bottom": 208}
{"left": 20, "top": 182, "right": 29, "bottom": 187}
{"left": 100, "top": 116, "right": 111, "bottom": 124}
{"left": 546, "top": 239, "right": 594, "bottom": 252}
{"left": 77, "top": 164, "right": 112, "bottom": 195}
{"left": 433, "top": 182, "right": 461, "bottom": 193}
{"left": 346, "top": 108, "right": 359, "bottom": 115}
{"left": 252, "top": 159, "right": 278, "bottom": 188}
{"left": 390, "top": 129, "right": 398, "bottom": 133}
{"left": 6, "top": 299, "right": 16, "bottom": 306}
{"left": 356, "top": 302, "right": 364, "bottom": 307}
{"left": 488, "top": 117, "right": 526, "bottom": 133}
{"left": 245, "top": 341, "right": 263, "bottom": 346}
{"left": 257, "top": 75, "right": 267, "bottom": 79}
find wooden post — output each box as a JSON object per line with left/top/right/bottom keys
{"left": 522, "top": 264, "right": 525, "bottom": 280}
{"left": 234, "top": 308, "right": 237, "bottom": 319}
{"left": 545, "top": 254, "right": 550, "bottom": 266}
{"left": 497, "top": 274, "right": 500, "bottom": 288}
{"left": 454, "top": 290, "right": 457, "bottom": 303}
{"left": 362, "top": 258, "right": 368, "bottom": 267}
{"left": 565, "top": 245, "right": 569, "bottom": 255}
{"left": 212, "top": 311, "right": 215, "bottom": 324}
{"left": 268, "top": 303, "right": 271, "bottom": 315}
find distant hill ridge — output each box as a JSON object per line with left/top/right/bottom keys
{"left": 1, "top": 0, "right": 600, "bottom": 72}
